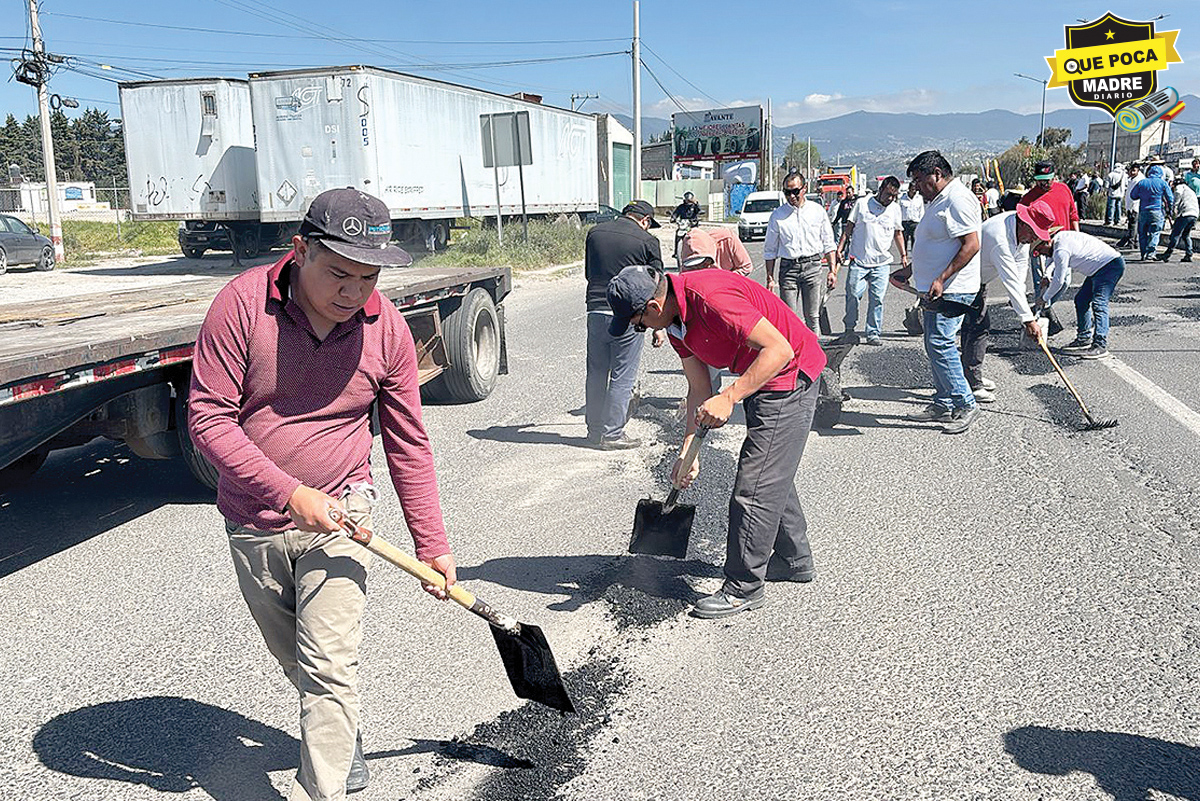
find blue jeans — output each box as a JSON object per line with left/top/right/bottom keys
{"left": 1105, "top": 197, "right": 1122, "bottom": 225}
{"left": 923, "top": 292, "right": 976, "bottom": 411}
{"left": 1075, "top": 257, "right": 1125, "bottom": 348}
{"left": 1138, "top": 208, "right": 1165, "bottom": 258}
{"left": 585, "top": 312, "right": 644, "bottom": 440}
{"left": 843, "top": 263, "right": 889, "bottom": 339}
{"left": 1163, "top": 215, "right": 1196, "bottom": 257}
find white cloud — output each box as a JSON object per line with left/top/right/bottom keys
{"left": 773, "top": 88, "right": 940, "bottom": 125}
{"left": 804, "top": 93, "right": 844, "bottom": 105}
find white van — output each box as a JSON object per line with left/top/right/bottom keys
{"left": 737, "top": 190, "right": 786, "bottom": 241}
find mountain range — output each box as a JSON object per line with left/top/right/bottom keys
{"left": 615, "top": 95, "right": 1198, "bottom": 178}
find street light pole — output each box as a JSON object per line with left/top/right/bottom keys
{"left": 1015, "top": 73, "right": 1048, "bottom": 149}
{"left": 631, "top": 0, "right": 641, "bottom": 199}
{"left": 28, "top": 0, "right": 63, "bottom": 263}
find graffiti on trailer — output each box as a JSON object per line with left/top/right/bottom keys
{"left": 144, "top": 175, "right": 168, "bottom": 207}
{"left": 557, "top": 120, "right": 590, "bottom": 161}
{"left": 189, "top": 174, "right": 211, "bottom": 200}
{"left": 357, "top": 85, "right": 371, "bottom": 147}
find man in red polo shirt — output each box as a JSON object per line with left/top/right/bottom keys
{"left": 607, "top": 265, "right": 827, "bottom": 619}
{"left": 1021, "top": 160, "right": 1079, "bottom": 333}
{"left": 189, "top": 188, "right": 456, "bottom": 800}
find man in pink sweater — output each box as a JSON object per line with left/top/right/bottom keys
{"left": 189, "top": 188, "right": 455, "bottom": 800}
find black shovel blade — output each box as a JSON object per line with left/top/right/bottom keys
{"left": 490, "top": 622, "right": 576, "bottom": 714}
{"left": 629, "top": 498, "right": 695, "bottom": 559}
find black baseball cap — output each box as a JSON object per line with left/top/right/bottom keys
{"left": 621, "top": 199, "right": 661, "bottom": 228}
{"left": 607, "top": 264, "right": 661, "bottom": 336}
{"left": 1032, "top": 161, "right": 1055, "bottom": 181}
{"left": 298, "top": 187, "right": 413, "bottom": 267}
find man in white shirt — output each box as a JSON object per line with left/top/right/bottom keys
{"left": 899, "top": 181, "right": 925, "bottom": 250}
{"left": 892, "top": 151, "right": 982, "bottom": 434}
{"left": 764, "top": 171, "right": 838, "bottom": 330}
{"left": 1105, "top": 163, "right": 1126, "bottom": 225}
{"left": 984, "top": 182, "right": 1001, "bottom": 216}
{"left": 1158, "top": 178, "right": 1198, "bottom": 262}
{"left": 1038, "top": 228, "right": 1125, "bottom": 360}
{"left": 837, "top": 176, "right": 908, "bottom": 345}
{"left": 960, "top": 202, "right": 1051, "bottom": 403}
{"left": 1117, "top": 163, "right": 1143, "bottom": 250}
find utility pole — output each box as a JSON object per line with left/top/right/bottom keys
{"left": 570, "top": 93, "right": 598, "bottom": 112}
{"left": 1014, "top": 73, "right": 1048, "bottom": 149}
{"left": 807, "top": 136, "right": 811, "bottom": 180}
{"left": 632, "top": 0, "right": 641, "bottom": 201}
{"left": 28, "top": 0, "right": 63, "bottom": 263}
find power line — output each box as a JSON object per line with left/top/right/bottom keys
{"left": 42, "top": 11, "right": 626, "bottom": 45}
{"left": 42, "top": 49, "right": 627, "bottom": 71}
{"left": 640, "top": 42, "right": 724, "bottom": 108}
{"left": 639, "top": 58, "right": 690, "bottom": 116}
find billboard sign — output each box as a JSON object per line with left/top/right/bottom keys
{"left": 672, "top": 106, "right": 762, "bottom": 163}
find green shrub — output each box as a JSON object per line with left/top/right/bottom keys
{"left": 60, "top": 219, "right": 179, "bottom": 264}
{"left": 420, "top": 217, "right": 587, "bottom": 272}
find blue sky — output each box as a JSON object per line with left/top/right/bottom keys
{"left": 2, "top": 0, "right": 1196, "bottom": 129}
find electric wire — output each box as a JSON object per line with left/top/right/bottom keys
{"left": 640, "top": 42, "right": 724, "bottom": 108}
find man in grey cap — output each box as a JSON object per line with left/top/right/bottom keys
{"left": 189, "top": 187, "right": 457, "bottom": 800}
{"left": 583, "top": 199, "right": 664, "bottom": 449}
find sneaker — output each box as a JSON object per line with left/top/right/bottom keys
{"left": 864, "top": 336, "right": 883, "bottom": 346}
{"left": 977, "top": 377, "right": 997, "bottom": 391}
{"left": 691, "top": 590, "right": 766, "bottom": 619}
{"left": 346, "top": 732, "right": 369, "bottom": 793}
{"left": 971, "top": 387, "right": 996, "bottom": 404}
{"left": 1184, "top": 255, "right": 1193, "bottom": 262}
{"left": 1078, "top": 344, "right": 1109, "bottom": 360}
{"left": 596, "top": 434, "right": 642, "bottom": 451}
{"left": 906, "top": 404, "right": 954, "bottom": 422}
{"left": 942, "top": 405, "right": 979, "bottom": 434}
{"left": 1157, "top": 252, "right": 1171, "bottom": 262}
{"left": 1061, "top": 337, "right": 1092, "bottom": 352}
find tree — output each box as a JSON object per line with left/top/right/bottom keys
{"left": 0, "top": 108, "right": 127, "bottom": 187}
{"left": 777, "top": 137, "right": 823, "bottom": 186}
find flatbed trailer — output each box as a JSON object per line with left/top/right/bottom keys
{"left": 0, "top": 263, "right": 511, "bottom": 490}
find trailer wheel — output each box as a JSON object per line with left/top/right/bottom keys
{"left": 423, "top": 288, "right": 500, "bottom": 403}
{"left": 35, "top": 245, "right": 54, "bottom": 271}
{"left": 233, "top": 226, "right": 262, "bottom": 260}
{"left": 176, "top": 394, "right": 220, "bottom": 491}
{"left": 426, "top": 220, "right": 450, "bottom": 252}
{"left": 0, "top": 447, "right": 49, "bottom": 492}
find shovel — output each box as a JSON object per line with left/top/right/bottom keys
{"left": 1036, "top": 338, "right": 1119, "bottom": 431}
{"left": 629, "top": 425, "right": 709, "bottom": 558}
{"left": 887, "top": 274, "right": 974, "bottom": 317}
{"left": 329, "top": 510, "right": 576, "bottom": 714}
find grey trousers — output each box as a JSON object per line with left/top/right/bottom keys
{"left": 959, "top": 284, "right": 990, "bottom": 390}
{"left": 725, "top": 377, "right": 819, "bottom": 597}
{"left": 585, "top": 311, "right": 645, "bottom": 441}
{"left": 778, "top": 256, "right": 826, "bottom": 331}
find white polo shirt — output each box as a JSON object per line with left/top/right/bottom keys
{"left": 848, "top": 196, "right": 902, "bottom": 267}
{"left": 912, "top": 179, "right": 982, "bottom": 294}
{"left": 978, "top": 212, "right": 1034, "bottom": 323}
{"left": 763, "top": 200, "right": 836, "bottom": 261}
{"left": 900, "top": 192, "right": 924, "bottom": 223}
{"left": 1041, "top": 231, "right": 1121, "bottom": 303}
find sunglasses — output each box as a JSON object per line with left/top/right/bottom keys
{"left": 784, "top": 187, "right": 804, "bottom": 196}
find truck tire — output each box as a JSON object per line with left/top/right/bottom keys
{"left": 176, "top": 394, "right": 220, "bottom": 491}
{"left": 426, "top": 220, "right": 450, "bottom": 252}
{"left": 423, "top": 288, "right": 500, "bottom": 403}
{"left": 233, "top": 226, "right": 262, "bottom": 260}
{"left": 35, "top": 245, "right": 54, "bottom": 271}
{"left": 183, "top": 246, "right": 205, "bottom": 259}
{"left": 0, "top": 447, "right": 49, "bottom": 492}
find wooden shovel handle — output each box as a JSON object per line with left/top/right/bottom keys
{"left": 329, "top": 511, "right": 517, "bottom": 631}
{"left": 1037, "top": 337, "right": 1097, "bottom": 422}
{"left": 671, "top": 425, "right": 709, "bottom": 491}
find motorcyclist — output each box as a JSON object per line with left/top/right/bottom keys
{"left": 672, "top": 192, "right": 701, "bottom": 226}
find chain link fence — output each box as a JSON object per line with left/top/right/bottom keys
{"left": 0, "top": 186, "right": 133, "bottom": 225}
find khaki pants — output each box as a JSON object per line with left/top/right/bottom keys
{"left": 226, "top": 491, "right": 374, "bottom": 801}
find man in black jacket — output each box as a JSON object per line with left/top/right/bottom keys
{"left": 584, "top": 200, "right": 664, "bottom": 449}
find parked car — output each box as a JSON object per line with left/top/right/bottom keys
{"left": 0, "top": 215, "right": 54, "bottom": 274}
{"left": 737, "top": 191, "right": 786, "bottom": 241}
{"left": 178, "top": 219, "right": 298, "bottom": 259}
{"left": 583, "top": 204, "right": 622, "bottom": 225}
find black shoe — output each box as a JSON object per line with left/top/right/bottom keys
{"left": 596, "top": 434, "right": 642, "bottom": 451}
{"left": 1157, "top": 252, "right": 1171, "bottom": 262}
{"left": 1061, "top": 336, "right": 1092, "bottom": 352}
{"left": 1078, "top": 344, "right": 1109, "bottom": 360}
{"left": 346, "top": 732, "right": 369, "bottom": 794}
{"left": 766, "top": 561, "right": 815, "bottom": 583}
{"left": 906, "top": 404, "right": 954, "bottom": 423}
{"left": 942, "top": 405, "right": 979, "bottom": 434}
{"left": 1184, "top": 255, "right": 1193, "bottom": 262}
{"left": 692, "top": 590, "right": 765, "bottom": 619}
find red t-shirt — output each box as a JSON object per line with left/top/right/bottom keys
{"left": 1020, "top": 182, "right": 1079, "bottom": 230}
{"left": 666, "top": 270, "right": 827, "bottom": 391}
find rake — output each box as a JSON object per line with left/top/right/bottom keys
{"left": 1037, "top": 338, "right": 1119, "bottom": 431}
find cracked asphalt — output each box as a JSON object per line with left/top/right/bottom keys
{"left": 1, "top": 236, "right": 1198, "bottom": 799}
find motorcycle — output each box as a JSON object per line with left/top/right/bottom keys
{"left": 672, "top": 217, "right": 697, "bottom": 271}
